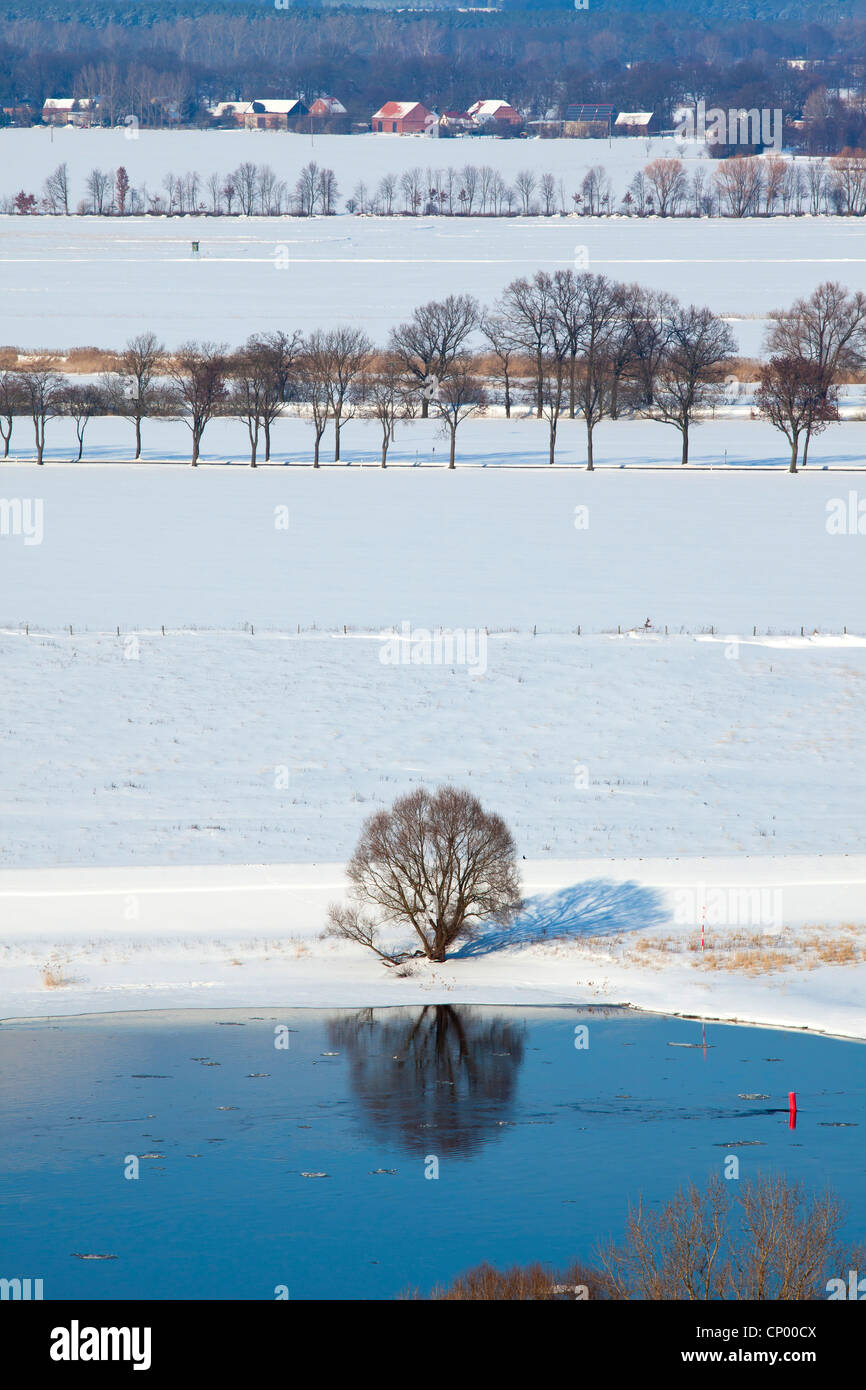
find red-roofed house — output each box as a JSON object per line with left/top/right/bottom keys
{"left": 467, "top": 99, "right": 521, "bottom": 127}
{"left": 310, "top": 96, "right": 347, "bottom": 118}
{"left": 372, "top": 101, "right": 435, "bottom": 134}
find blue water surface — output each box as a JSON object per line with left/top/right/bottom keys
{"left": 0, "top": 1005, "right": 863, "bottom": 1299}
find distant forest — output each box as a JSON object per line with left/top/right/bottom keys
{"left": 1, "top": 0, "right": 866, "bottom": 150}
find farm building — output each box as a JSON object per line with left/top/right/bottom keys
{"left": 41, "top": 98, "right": 96, "bottom": 128}
{"left": 563, "top": 103, "right": 616, "bottom": 136}
{"left": 309, "top": 96, "right": 347, "bottom": 118}
{"left": 208, "top": 99, "right": 308, "bottom": 129}
{"left": 439, "top": 110, "right": 475, "bottom": 133}
{"left": 243, "top": 99, "right": 308, "bottom": 129}
{"left": 614, "top": 111, "right": 656, "bottom": 136}
{"left": 467, "top": 99, "right": 521, "bottom": 127}
{"left": 372, "top": 101, "right": 436, "bottom": 134}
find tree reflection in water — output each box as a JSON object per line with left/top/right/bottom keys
{"left": 327, "top": 1005, "right": 526, "bottom": 1157}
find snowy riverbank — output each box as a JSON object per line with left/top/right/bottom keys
{"left": 1, "top": 856, "right": 864, "bottom": 1039}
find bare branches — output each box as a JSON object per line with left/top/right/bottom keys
{"left": 328, "top": 786, "right": 522, "bottom": 963}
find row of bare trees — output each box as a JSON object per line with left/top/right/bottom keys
{"left": 4, "top": 279, "right": 862, "bottom": 472}
{"left": 11, "top": 160, "right": 340, "bottom": 219}
{"left": 19, "top": 154, "right": 866, "bottom": 222}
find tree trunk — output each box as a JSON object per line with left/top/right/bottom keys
{"left": 264, "top": 421, "right": 271, "bottom": 462}
{"left": 134, "top": 416, "right": 142, "bottom": 460}
{"left": 681, "top": 422, "right": 689, "bottom": 466}
{"left": 191, "top": 429, "right": 200, "bottom": 467}
{"left": 381, "top": 437, "right": 388, "bottom": 467}
{"left": 586, "top": 422, "right": 594, "bottom": 471}
{"left": 569, "top": 355, "right": 576, "bottom": 418}
{"left": 610, "top": 370, "right": 620, "bottom": 421}
{"left": 334, "top": 414, "right": 341, "bottom": 462}
{"left": 313, "top": 432, "right": 320, "bottom": 468}
{"left": 421, "top": 396, "right": 429, "bottom": 419}
{"left": 449, "top": 428, "right": 456, "bottom": 468}
{"left": 549, "top": 420, "right": 557, "bottom": 465}
{"left": 536, "top": 360, "right": 543, "bottom": 418}
{"left": 35, "top": 419, "right": 43, "bottom": 465}
{"left": 802, "top": 428, "right": 811, "bottom": 468}
{"left": 504, "top": 369, "right": 511, "bottom": 419}
{"left": 789, "top": 432, "right": 799, "bottom": 473}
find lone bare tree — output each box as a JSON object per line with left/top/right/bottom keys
{"left": 326, "top": 785, "right": 522, "bottom": 963}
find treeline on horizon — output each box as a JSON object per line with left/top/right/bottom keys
{"left": 13, "top": 150, "right": 866, "bottom": 218}
{"left": 1, "top": 273, "right": 858, "bottom": 472}
{"left": 2, "top": 3, "right": 866, "bottom": 153}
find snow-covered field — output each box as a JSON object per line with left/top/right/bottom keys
{"left": 2, "top": 465, "right": 864, "bottom": 1032}
{"left": 0, "top": 138, "right": 864, "bottom": 355}
{"left": 3, "top": 628, "right": 866, "bottom": 869}
{"left": 1, "top": 139, "right": 863, "bottom": 1035}
{"left": 2, "top": 464, "right": 864, "bottom": 632}
{"left": 0, "top": 211, "right": 862, "bottom": 356}
{"left": 4, "top": 410, "right": 866, "bottom": 470}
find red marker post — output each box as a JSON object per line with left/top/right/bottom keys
{"left": 789, "top": 1091, "right": 797, "bottom": 1130}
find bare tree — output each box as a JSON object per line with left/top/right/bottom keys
{"left": 479, "top": 312, "right": 521, "bottom": 419}
{"left": 167, "top": 341, "right": 229, "bottom": 466}
{"left": 0, "top": 371, "right": 23, "bottom": 456}
{"left": 296, "top": 336, "right": 332, "bottom": 467}
{"left": 255, "top": 330, "right": 302, "bottom": 461}
{"left": 61, "top": 383, "right": 104, "bottom": 460}
{"left": 15, "top": 360, "right": 64, "bottom": 464}
{"left": 765, "top": 281, "right": 866, "bottom": 464}
{"left": 618, "top": 285, "right": 677, "bottom": 411}
{"left": 573, "top": 272, "right": 621, "bottom": 470}
{"left": 642, "top": 157, "right": 688, "bottom": 216}
{"left": 756, "top": 356, "right": 839, "bottom": 471}
{"left": 108, "top": 331, "right": 165, "bottom": 459}
{"left": 596, "top": 1173, "right": 861, "bottom": 1301}
{"left": 43, "top": 162, "right": 70, "bottom": 215}
{"left": 431, "top": 360, "right": 488, "bottom": 467}
{"left": 317, "top": 326, "right": 373, "bottom": 462}
{"left": 229, "top": 340, "right": 275, "bottom": 467}
{"left": 389, "top": 293, "right": 480, "bottom": 418}
{"left": 649, "top": 305, "right": 736, "bottom": 464}
{"left": 85, "top": 167, "right": 113, "bottom": 215}
{"left": 363, "top": 352, "right": 409, "bottom": 466}
{"left": 714, "top": 155, "right": 764, "bottom": 217}
{"left": 325, "top": 785, "right": 522, "bottom": 963}
{"left": 514, "top": 168, "right": 536, "bottom": 215}
{"left": 499, "top": 273, "right": 555, "bottom": 418}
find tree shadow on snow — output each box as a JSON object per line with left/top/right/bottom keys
{"left": 454, "top": 878, "right": 667, "bottom": 958}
